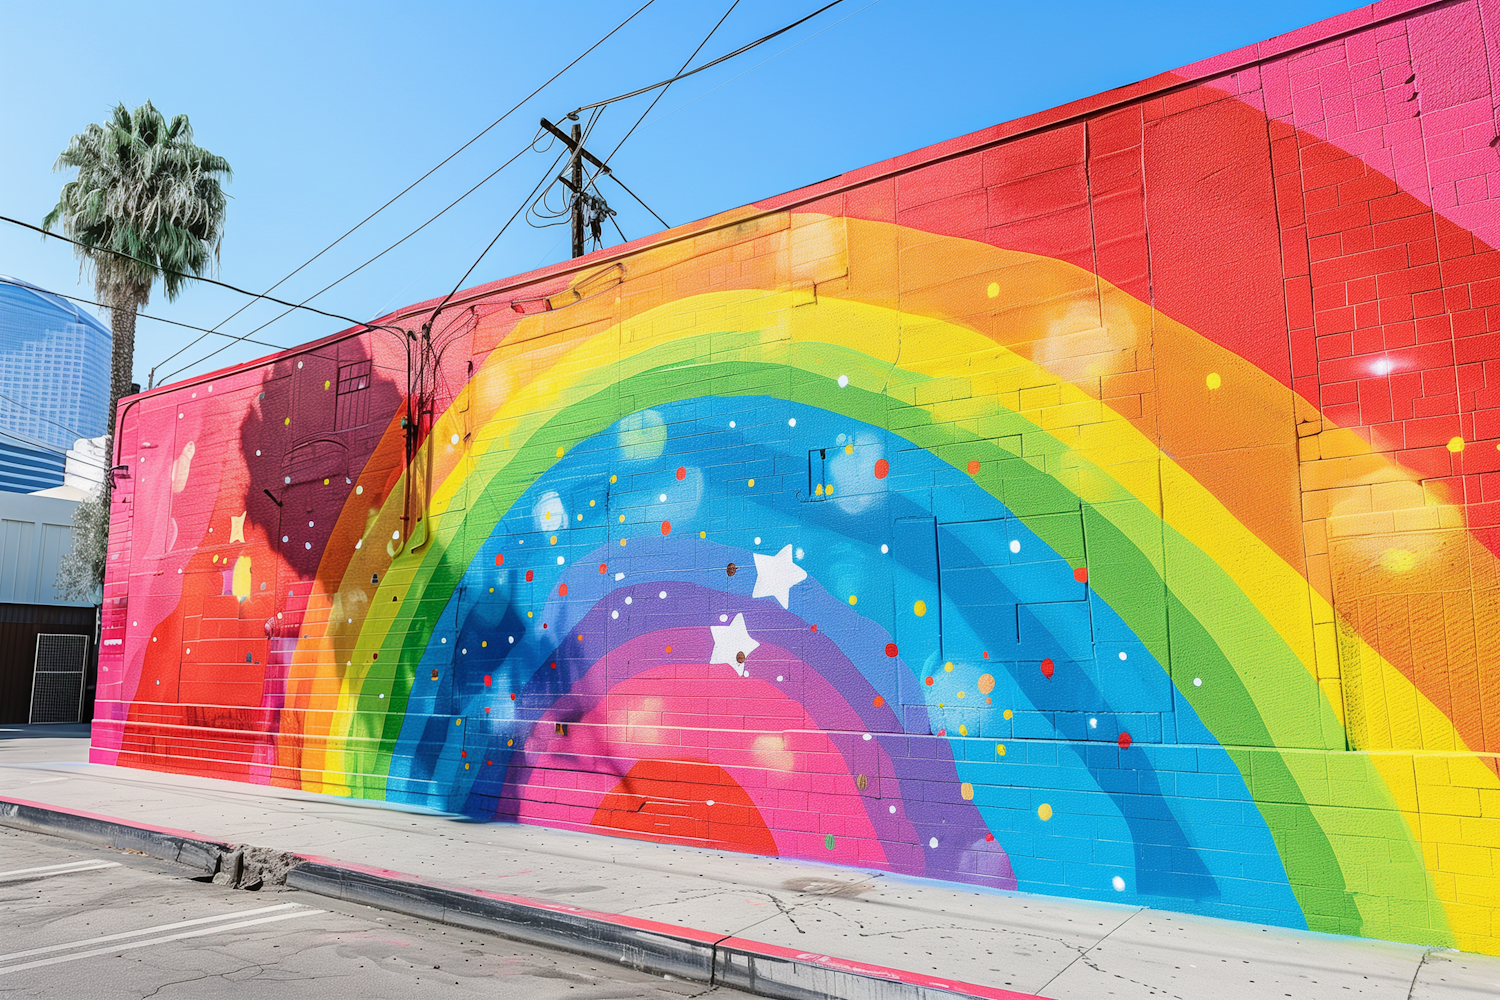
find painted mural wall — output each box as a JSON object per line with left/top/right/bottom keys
{"left": 94, "top": 0, "right": 1500, "bottom": 956}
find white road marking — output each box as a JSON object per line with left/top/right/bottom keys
{"left": 0, "top": 902, "right": 307, "bottom": 963}
{"left": 0, "top": 860, "right": 119, "bottom": 882}
{"left": 0, "top": 907, "right": 323, "bottom": 975}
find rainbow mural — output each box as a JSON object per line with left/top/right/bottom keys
{"left": 95, "top": 0, "right": 1500, "bottom": 956}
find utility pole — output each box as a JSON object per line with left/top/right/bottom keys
{"left": 540, "top": 117, "right": 612, "bottom": 259}
{"left": 570, "top": 121, "right": 584, "bottom": 259}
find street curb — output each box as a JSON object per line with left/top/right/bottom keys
{"left": 0, "top": 796, "right": 228, "bottom": 875}
{"left": 0, "top": 795, "right": 1043, "bottom": 1000}
{"left": 288, "top": 856, "right": 1044, "bottom": 1000}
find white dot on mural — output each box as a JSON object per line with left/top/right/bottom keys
{"left": 284, "top": 476, "right": 291, "bottom": 485}
{"left": 282, "top": 535, "right": 289, "bottom": 543}
{"left": 255, "top": 450, "right": 261, "bottom": 456}
{"left": 356, "top": 485, "right": 363, "bottom": 495}
{"left": 706, "top": 800, "right": 715, "bottom": 806}
{"left": 837, "top": 375, "right": 849, "bottom": 388}
{"left": 392, "top": 530, "right": 401, "bottom": 540}
{"left": 612, "top": 610, "right": 619, "bottom": 619}
{"left": 862, "top": 733, "right": 872, "bottom": 741}
{"left": 1089, "top": 717, "right": 1097, "bottom": 728}
{"left": 1194, "top": 677, "right": 1202, "bottom": 687}
{"left": 625, "top": 596, "right": 633, "bottom": 605}
{"left": 777, "top": 675, "right": 784, "bottom": 682}
{"left": 614, "top": 572, "right": 624, "bottom": 581}
{"left": 462, "top": 648, "right": 467, "bottom": 654}
{"left": 795, "top": 547, "right": 804, "bottom": 560}
{"left": 659, "top": 493, "right": 667, "bottom": 502}
{"left": 729, "top": 420, "right": 736, "bottom": 428}
{"left": 1118, "top": 651, "right": 1127, "bottom": 661}
{"left": 508, "top": 636, "right": 515, "bottom": 644}
{"left": 889, "top": 805, "right": 897, "bottom": 814}
{"left": 355, "top": 539, "right": 362, "bottom": 549}
{"left": 788, "top": 418, "right": 796, "bottom": 427}
{"left": 1112, "top": 876, "right": 1126, "bottom": 891}
{"left": 308, "top": 520, "right": 315, "bottom": 527}
{"left": 720, "top": 614, "right": 729, "bottom": 623}
{"left": 928, "top": 838, "right": 938, "bottom": 849}
{"left": 379, "top": 693, "right": 384, "bottom": 699}
{"left": 881, "top": 544, "right": 889, "bottom": 554}
{"left": 1010, "top": 540, "right": 1020, "bottom": 553}
{"left": 754, "top": 537, "right": 761, "bottom": 545}
{"left": 304, "top": 542, "right": 311, "bottom": 550}
{"left": 557, "top": 556, "right": 565, "bottom": 565}
{"left": 441, "top": 638, "right": 447, "bottom": 644}
{"left": 658, "top": 591, "right": 667, "bottom": 599}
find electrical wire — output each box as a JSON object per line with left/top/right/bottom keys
{"left": 0, "top": 276, "right": 288, "bottom": 351}
{"left": 156, "top": 130, "right": 553, "bottom": 384}
{"left": 0, "top": 390, "right": 93, "bottom": 445}
{"left": 4, "top": 214, "right": 404, "bottom": 337}
{"left": 569, "top": 0, "right": 845, "bottom": 116}
{"left": 174, "top": 0, "right": 661, "bottom": 361}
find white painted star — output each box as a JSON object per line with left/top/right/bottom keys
{"left": 710, "top": 613, "right": 759, "bottom": 676}
{"left": 752, "top": 544, "right": 807, "bottom": 609}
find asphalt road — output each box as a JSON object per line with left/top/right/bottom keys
{"left": 0, "top": 824, "right": 750, "bottom": 999}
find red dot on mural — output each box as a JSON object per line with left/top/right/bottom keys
{"left": 599, "top": 563, "right": 607, "bottom": 574}
{"left": 885, "top": 643, "right": 899, "bottom": 658}
{"left": 873, "top": 695, "right": 885, "bottom": 707}
{"left": 676, "top": 466, "right": 686, "bottom": 480}
{"left": 550, "top": 661, "right": 558, "bottom": 669}
{"left": 1074, "top": 567, "right": 1088, "bottom": 583}
{"left": 925, "top": 676, "right": 934, "bottom": 686}
{"left": 483, "top": 675, "right": 492, "bottom": 686}
{"left": 985, "top": 832, "right": 995, "bottom": 842}
{"left": 542, "top": 622, "right": 548, "bottom": 629}
{"left": 873, "top": 458, "right": 890, "bottom": 479}
{"left": 661, "top": 520, "right": 671, "bottom": 535}
{"left": 937, "top": 728, "right": 946, "bottom": 737}
{"left": 371, "top": 652, "right": 378, "bottom": 661}
{"left": 461, "top": 751, "right": 466, "bottom": 758}
{"left": 525, "top": 570, "right": 534, "bottom": 582}
{"left": 510, "top": 692, "right": 516, "bottom": 700}
{"left": 810, "top": 624, "right": 818, "bottom": 631}
{"left": 558, "top": 583, "right": 569, "bottom": 597}
{"left": 982, "top": 651, "right": 990, "bottom": 660}
{"left": 486, "top": 760, "right": 492, "bottom": 765}
{"left": 485, "top": 707, "right": 491, "bottom": 713}
{"left": 967, "top": 459, "right": 980, "bottom": 475}
{"left": 495, "top": 553, "right": 504, "bottom": 566}
{"left": 1040, "top": 657, "right": 1055, "bottom": 679}
{"left": 1118, "top": 732, "right": 1132, "bottom": 749}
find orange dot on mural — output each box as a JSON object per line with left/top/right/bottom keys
{"left": 495, "top": 553, "right": 504, "bottom": 566}
{"left": 1118, "top": 731, "right": 1133, "bottom": 749}
{"left": 665, "top": 645, "right": 673, "bottom": 654}
{"left": 559, "top": 583, "right": 569, "bottom": 597}
{"left": 885, "top": 643, "right": 899, "bottom": 657}
{"left": 967, "top": 459, "right": 980, "bottom": 475}
{"left": 873, "top": 458, "right": 890, "bottom": 479}
{"left": 1073, "top": 567, "right": 1088, "bottom": 583}
{"left": 925, "top": 676, "right": 934, "bottom": 686}
{"left": 873, "top": 695, "right": 885, "bottom": 707}
{"left": 661, "top": 520, "right": 672, "bottom": 535}
{"left": 676, "top": 466, "right": 686, "bottom": 480}
{"left": 1040, "top": 658, "right": 1055, "bottom": 679}
{"left": 599, "top": 563, "right": 608, "bottom": 574}
{"left": 977, "top": 673, "right": 995, "bottom": 694}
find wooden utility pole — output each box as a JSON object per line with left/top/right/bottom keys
{"left": 540, "top": 117, "right": 612, "bottom": 258}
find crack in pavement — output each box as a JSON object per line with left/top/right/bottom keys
{"left": 1406, "top": 947, "right": 1434, "bottom": 1000}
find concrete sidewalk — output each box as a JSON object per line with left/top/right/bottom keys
{"left": 2, "top": 725, "right": 1497, "bottom": 999}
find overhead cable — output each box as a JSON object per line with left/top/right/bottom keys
{"left": 570, "top": 0, "right": 845, "bottom": 116}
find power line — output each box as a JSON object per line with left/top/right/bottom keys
{"left": 182, "top": 0, "right": 661, "bottom": 357}
{"left": 0, "top": 390, "right": 91, "bottom": 444}
{"left": 0, "top": 277, "right": 288, "bottom": 352}
{"left": 4, "top": 214, "right": 403, "bottom": 337}
{"left": 155, "top": 131, "right": 552, "bottom": 384}
{"left": 570, "top": 0, "right": 846, "bottom": 116}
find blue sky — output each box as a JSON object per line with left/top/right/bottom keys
{"left": 0, "top": 0, "right": 1356, "bottom": 388}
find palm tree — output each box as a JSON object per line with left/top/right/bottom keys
{"left": 44, "top": 100, "right": 231, "bottom": 436}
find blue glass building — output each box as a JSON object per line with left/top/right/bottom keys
{"left": 0, "top": 277, "right": 111, "bottom": 493}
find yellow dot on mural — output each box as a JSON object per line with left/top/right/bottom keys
{"left": 283, "top": 417, "right": 291, "bottom": 426}
{"left": 844, "top": 444, "right": 854, "bottom": 455}
{"left": 944, "top": 661, "right": 954, "bottom": 673}
{"left": 1381, "top": 548, "right": 1417, "bottom": 573}
{"left": 1205, "top": 372, "right": 1221, "bottom": 390}
{"left": 507, "top": 739, "right": 513, "bottom": 746}
{"left": 825, "top": 484, "right": 833, "bottom": 495}
{"left": 550, "top": 535, "right": 557, "bottom": 545}
{"left": 1038, "top": 803, "right": 1053, "bottom": 821}
{"left": 986, "top": 282, "right": 999, "bottom": 298}
{"left": 699, "top": 530, "right": 707, "bottom": 538}
{"left": 961, "top": 781, "right": 974, "bottom": 800}
{"left": 913, "top": 600, "right": 927, "bottom": 617}
{"left": 455, "top": 718, "right": 462, "bottom": 726}
{"left": 589, "top": 499, "right": 596, "bottom": 507}
{"left": 1003, "top": 708, "right": 1013, "bottom": 720}
{"left": 748, "top": 478, "right": 755, "bottom": 488}
{"left": 324, "top": 379, "right": 331, "bottom": 390}
{"left": 527, "top": 611, "right": 533, "bottom": 617}
{"left": 848, "top": 594, "right": 857, "bottom": 605}
{"left": 556, "top": 446, "right": 565, "bottom": 458}
{"left": 996, "top": 743, "right": 1006, "bottom": 756}
{"left": 489, "top": 587, "right": 494, "bottom": 593}
{"left": 610, "top": 474, "right": 617, "bottom": 484}
{"left": 324, "top": 478, "right": 329, "bottom": 485}
{"left": 619, "top": 514, "right": 626, "bottom": 522}
{"left": 544, "top": 511, "right": 551, "bottom": 520}
{"left": 815, "top": 483, "right": 824, "bottom": 495}
{"left": 1448, "top": 436, "right": 1465, "bottom": 452}
{"left": 620, "top": 538, "right": 627, "bottom": 546}
{"left": 482, "top": 640, "right": 488, "bottom": 647}
{"left": 978, "top": 673, "right": 995, "bottom": 694}
{"left": 957, "top": 691, "right": 966, "bottom": 699}
{"left": 958, "top": 724, "right": 968, "bottom": 735}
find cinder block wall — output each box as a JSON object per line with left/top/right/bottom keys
{"left": 94, "top": 0, "right": 1500, "bottom": 955}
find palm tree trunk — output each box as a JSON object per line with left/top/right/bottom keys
{"left": 105, "top": 289, "right": 138, "bottom": 437}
